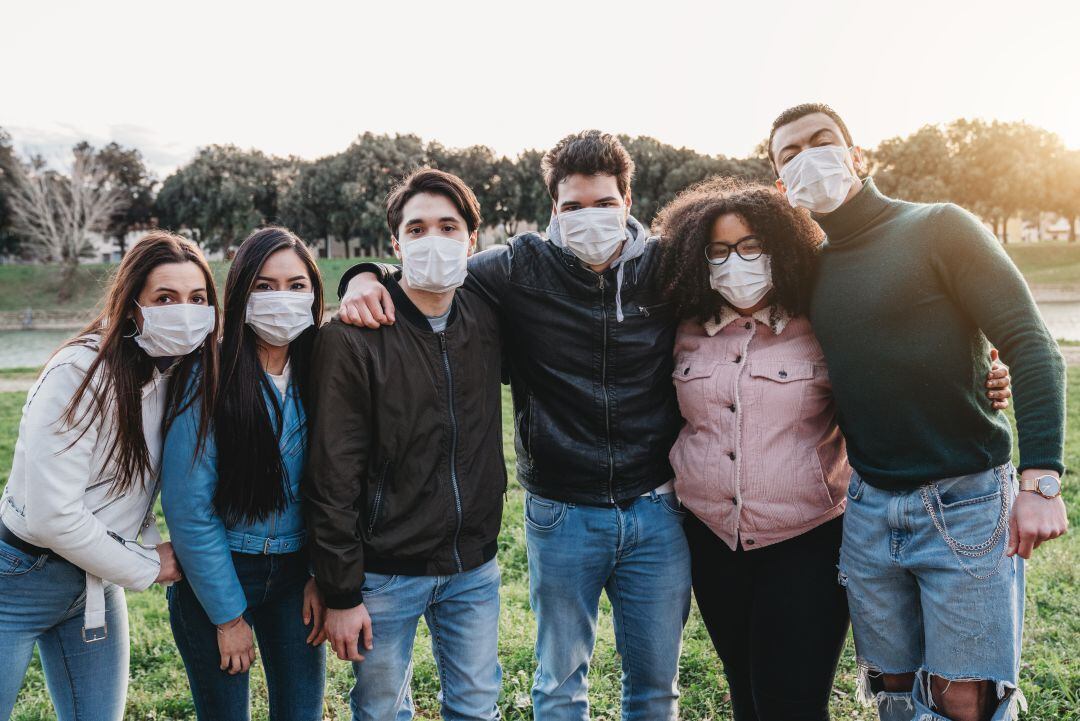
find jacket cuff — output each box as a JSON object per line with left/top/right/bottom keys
{"left": 323, "top": 586, "right": 365, "bottom": 609}
{"left": 336, "top": 262, "right": 400, "bottom": 300}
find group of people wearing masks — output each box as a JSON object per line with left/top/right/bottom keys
{"left": 0, "top": 102, "right": 1067, "bottom": 721}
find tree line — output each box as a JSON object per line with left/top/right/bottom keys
{"left": 0, "top": 118, "right": 1077, "bottom": 271}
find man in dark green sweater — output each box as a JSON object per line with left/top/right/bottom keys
{"left": 768, "top": 104, "right": 1068, "bottom": 721}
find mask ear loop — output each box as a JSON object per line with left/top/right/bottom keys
{"left": 124, "top": 302, "right": 146, "bottom": 339}
{"left": 122, "top": 318, "right": 141, "bottom": 339}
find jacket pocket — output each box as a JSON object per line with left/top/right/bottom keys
{"left": 672, "top": 359, "right": 719, "bottom": 382}
{"left": 747, "top": 360, "right": 815, "bottom": 384}
{"left": 365, "top": 461, "right": 392, "bottom": 538}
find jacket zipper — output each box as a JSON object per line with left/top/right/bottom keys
{"left": 598, "top": 275, "right": 615, "bottom": 504}
{"left": 439, "top": 333, "right": 465, "bottom": 572}
{"left": 366, "top": 460, "right": 390, "bottom": 536}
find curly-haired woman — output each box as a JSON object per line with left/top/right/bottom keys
{"left": 656, "top": 178, "right": 1010, "bottom": 721}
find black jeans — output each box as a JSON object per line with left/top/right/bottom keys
{"left": 686, "top": 513, "right": 850, "bottom": 721}
{"left": 168, "top": 551, "right": 326, "bottom": 721}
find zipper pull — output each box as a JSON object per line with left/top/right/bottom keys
{"left": 598, "top": 276, "right": 606, "bottom": 290}
{"left": 638, "top": 305, "right": 649, "bottom": 317}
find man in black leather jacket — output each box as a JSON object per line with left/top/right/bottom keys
{"left": 338, "top": 131, "right": 691, "bottom": 721}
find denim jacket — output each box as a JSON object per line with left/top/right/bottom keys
{"left": 161, "top": 372, "right": 307, "bottom": 625}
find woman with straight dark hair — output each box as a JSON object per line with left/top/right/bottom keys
{"left": 0, "top": 230, "right": 218, "bottom": 721}
{"left": 162, "top": 226, "right": 327, "bottom": 720}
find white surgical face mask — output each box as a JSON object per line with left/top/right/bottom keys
{"left": 557, "top": 207, "right": 628, "bottom": 265}
{"left": 400, "top": 235, "right": 469, "bottom": 293}
{"left": 779, "top": 145, "right": 858, "bottom": 213}
{"left": 133, "top": 303, "right": 216, "bottom": 358}
{"left": 709, "top": 255, "right": 773, "bottom": 309}
{"left": 246, "top": 290, "right": 315, "bottom": 347}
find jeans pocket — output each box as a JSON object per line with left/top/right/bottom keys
{"left": 846, "top": 471, "right": 865, "bottom": 502}
{"left": 524, "top": 494, "right": 566, "bottom": 531}
{"left": 0, "top": 538, "right": 43, "bottom": 577}
{"left": 657, "top": 492, "right": 686, "bottom": 517}
{"left": 361, "top": 572, "right": 397, "bottom": 598}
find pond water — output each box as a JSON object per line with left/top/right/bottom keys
{"left": 0, "top": 302, "right": 1077, "bottom": 369}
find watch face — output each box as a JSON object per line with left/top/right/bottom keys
{"left": 1038, "top": 476, "right": 1061, "bottom": 497}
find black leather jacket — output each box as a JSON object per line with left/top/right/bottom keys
{"left": 339, "top": 230, "right": 680, "bottom": 506}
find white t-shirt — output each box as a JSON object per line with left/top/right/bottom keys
{"left": 268, "top": 361, "right": 291, "bottom": 398}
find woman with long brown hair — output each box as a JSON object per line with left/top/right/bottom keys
{"left": 162, "top": 227, "right": 327, "bottom": 720}
{"left": 0, "top": 230, "right": 219, "bottom": 721}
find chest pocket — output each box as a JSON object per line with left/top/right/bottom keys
{"left": 747, "top": 360, "right": 815, "bottom": 415}
{"left": 672, "top": 359, "right": 720, "bottom": 422}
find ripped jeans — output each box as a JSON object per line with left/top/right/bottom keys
{"left": 838, "top": 465, "right": 1026, "bottom": 721}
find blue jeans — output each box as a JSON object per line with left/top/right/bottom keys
{"left": 168, "top": 550, "right": 326, "bottom": 721}
{"left": 0, "top": 543, "right": 129, "bottom": 721}
{"left": 348, "top": 558, "right": 502, "bottom": 721}
{"left": 525, "top": 490, "right": 692, "bottom": 721}
{"left": 839, "top": 465, "right": 1025, "bottom": 721}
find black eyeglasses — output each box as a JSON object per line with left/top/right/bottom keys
{"left": 705, "top": 237, "right": 765, "bottom": 266}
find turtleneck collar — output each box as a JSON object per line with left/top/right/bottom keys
{"left": 813, "top": 177, "right": 893, "bottom": 246}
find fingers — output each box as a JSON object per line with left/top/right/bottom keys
{"left": 1006, "top": 516, "right": 1019, "bottom": 557}
{"left": 367, "top": 293, "right": 388, "bottom": 325}
{"left": 379, "top": 287, "right": 396, "bottom": 324}
{"left": 357, "top": 302, "right": 378, "bottom": 329}
{"left": 986, "top": 374, "right": 1011, "bottom": 388}
{"left": 345, "top": 635, "right": 364, "bottom": 662}
{"left": 1017, "top": 529, "right": 1036, "bottom": 559}
{"left": 339, "top": 302, "right": 363, "bottom": 327}
{"left": 989, "top": 348, "right": 999, "bottom": 362}
{"left": 361, "top": 617, "right": 374, "bottom": 651}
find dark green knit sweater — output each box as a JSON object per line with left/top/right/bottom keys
{"left": 810, "top": 179, "right": 1066, "bottom": 490}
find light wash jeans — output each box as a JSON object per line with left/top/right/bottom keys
{"left": 348, "top": 558, "right": 502, "bottom": 721}
{"left": 0, "top": 541, "right": 129, "bottom": 721}
{"left": 524, "top": 490, "right": 692, "bottom": 721}
{"left": 839, "top": 465, "right": 1026, "bottom": 721}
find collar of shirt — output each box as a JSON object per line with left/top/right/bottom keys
{"left": 704, "top": 304, "right": 791, "bottom": 337}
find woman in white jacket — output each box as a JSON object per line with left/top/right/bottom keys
{"left": 0, "top": 231, "right": 220, "bottom": 721}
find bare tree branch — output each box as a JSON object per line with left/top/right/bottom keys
{"left": 6, "top": 148, "right": 129, "bottom": 264}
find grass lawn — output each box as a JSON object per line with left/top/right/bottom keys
{"left": 0, "top": 375, "right": 1077, "bottom": 720}
{"left": 0, "top": 242, "right": 1078, "bottom": 314}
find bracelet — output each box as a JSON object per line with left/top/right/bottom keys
{"left": 217, "top": 617, "right": 244, "bottom": 633}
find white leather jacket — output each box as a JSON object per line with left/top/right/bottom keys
{"left": 0, "top": 340, "right": 166, "bottom": 635}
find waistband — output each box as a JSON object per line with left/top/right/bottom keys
{"left": 0, "top": 518, "right": 51, "bottom": 557}
{"left": 226, "top": 529, "right": 307, "bottom": 555}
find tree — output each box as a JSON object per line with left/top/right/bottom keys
{"left": 155, "top": 145, "right": 284, "bottom": 251}
{"left": 86, "top": 141, "right": 156, "bottom": 257}
{"left": 870, "top": 124, "right": 957, "bottom": 203}
{"left": 0, "top": 129, "right": 24, "bottom": 258}
{"left": 1048, "top": 148, "right": 1080, "bottom": 242}
{"left": 6, "top": 145, "right": 128, "bottom": 297}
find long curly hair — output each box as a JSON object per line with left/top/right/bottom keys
{"left": 656, "top": 176, "right": 824, "bottom": 323}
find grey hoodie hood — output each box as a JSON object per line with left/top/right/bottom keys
{"left": 546, "top": 211, "right": 648, "bottom": 322}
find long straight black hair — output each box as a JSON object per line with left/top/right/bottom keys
{"left": 213, "top": 226, "right": 324, "bottom": 524}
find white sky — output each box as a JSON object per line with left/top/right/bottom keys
{"left": 4, "top": 0, "right": 1078, "bottom": 176}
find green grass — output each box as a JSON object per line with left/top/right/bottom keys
{"left": 1004, "top": 242, "right": 1080, "bottom": 287}
{"left": 0, "top": 243, "right": 1077, "bottom": 314}
{"left": 1, "top": 376, "right": 1078, "bottom": 720}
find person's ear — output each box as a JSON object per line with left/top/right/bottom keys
{"left": 775, "top": 177, "right": 787, "bottom": 194}
{"left": 391, "top": 236, "right": 402, "bottom": 259}
{"left": 850, "top": 146, "right": 867, "bottom": 176}
{"left": 551, "top": 200, "right": 559, "bottom": 217}
{"left": 467, "top": 230, "right": 478, "bottom": 256}
{"left": 624, "top": 189, "right": 633, "bottom": 213}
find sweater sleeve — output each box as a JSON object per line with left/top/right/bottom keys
{"left": 20, "top": 357, "right": 161, "bottom": 590}
{"left": 304, "top": 322, "right": 373, "bottom": 609}
{"left": 160, "top": 393, "right": 247, "bottom": 625}
{"left": 930, "top": 204, "right": 1067, "bottom": 474}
